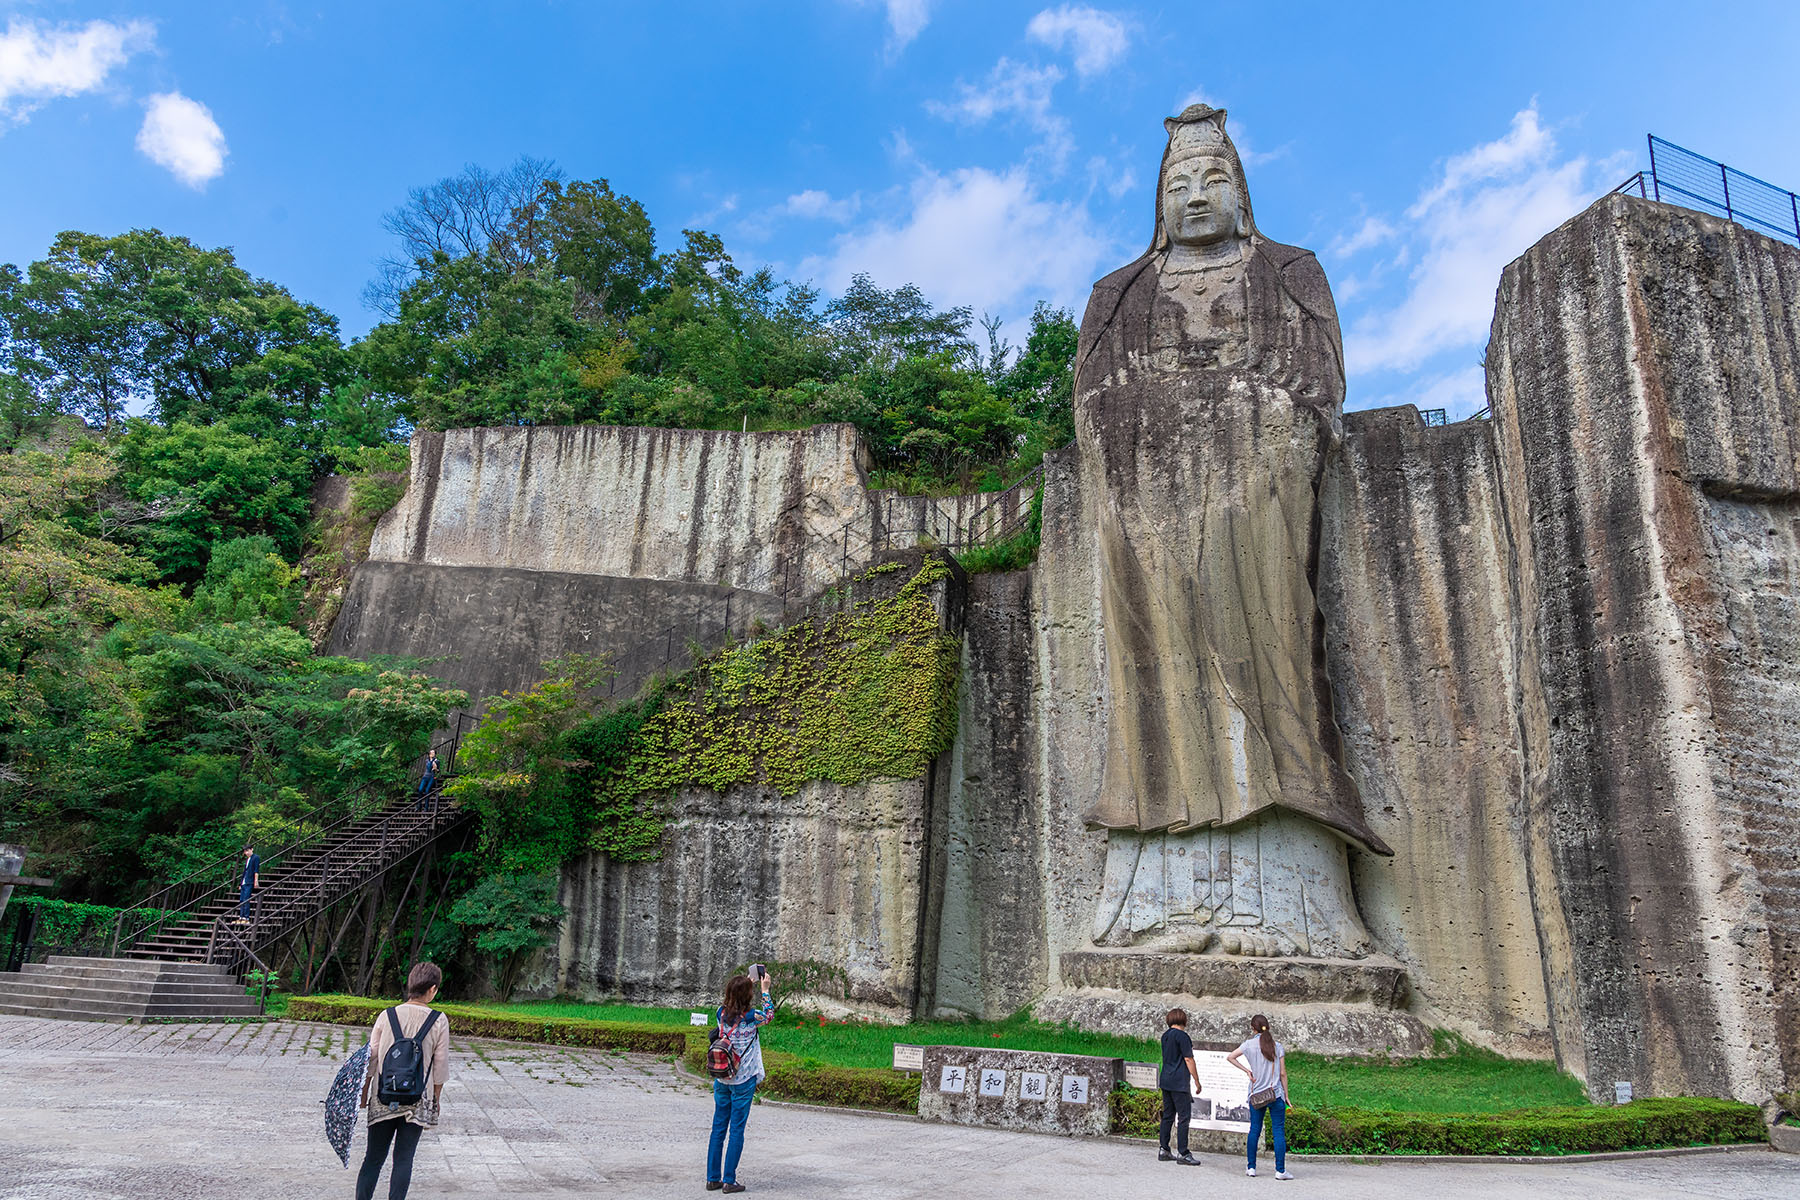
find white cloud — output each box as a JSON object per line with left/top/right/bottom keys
{"left": 853, "top": 0, "right": 934, "bottom": 53}
{"left": 1343, "top": 105, "right": 1607, "bottom": 375}
{"left": 1329, "top": 216, "right": 1397, "bottom": 259}
{"left": 0, "top": 17, "right": 154, "bottom": 123}
{"left": 136, "top": 92, "right": 228, "bottom": 188}
{"left": 927, "top": 58, "right": 1071, "bottom": 167}
{"left": 798, "top": 164, "right": 1117, "bottom": 322}
{"left": 783, "top": 189, "right": 859, "bottom": 222}
{"left": 1026, "top": 5, "right": 1130, "bottom": 77}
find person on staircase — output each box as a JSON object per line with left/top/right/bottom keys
{"left": 358, "top": 962, "right": 451, "bottom": 1200}
{"left": 235, "top": 844, "right": 259, "bottom": 925}
{"left": 417, "top": 750, "right": 441, "bottom": 810}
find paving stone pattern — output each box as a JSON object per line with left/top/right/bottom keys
{"left": 1, "top": 1016, "right": 1797, "bottom": 1199}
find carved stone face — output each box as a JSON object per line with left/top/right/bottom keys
{"left": 1161, "top": 154, "right": 1244, "bottom": 248}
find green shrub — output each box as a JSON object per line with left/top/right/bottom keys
{"left": 954, "top": 485, "right": 1042, "bottom": 575}
{"left": 1111, "top": 1087, "right": 1764, "bottom": 1154}
{"left": 289, "top": 995, "right": 689, "bottom": 1056}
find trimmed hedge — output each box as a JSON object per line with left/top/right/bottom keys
{"left": 291, "top": 998, "right": 1763, "bottom": 1153}
{"left": 292, "top": 994, "right": 915, "bottom": 1113}
{"left": 288, "top": 995, "right": 688, "bottom": 1056}
{"left": 1112, "top": 1086, "right": 1766, "bottom": 1155}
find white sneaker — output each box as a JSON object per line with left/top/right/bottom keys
{"left": 1246, "top": 1167, "right": 1257, "bottom": 1177}
{"left": 1276, "top": 1171, "right": 1295, "bottom": 1180}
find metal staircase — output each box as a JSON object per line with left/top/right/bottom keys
{"left": 114, "top": 784, "right": 469, "bottom": 975}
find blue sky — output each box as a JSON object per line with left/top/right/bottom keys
{"left": 4, "top": 1, "right": 1798, "bottom": 418}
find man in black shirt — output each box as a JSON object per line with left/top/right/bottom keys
{"left": 1158, "top": 1008, "right": 1202, "bottom": 1164}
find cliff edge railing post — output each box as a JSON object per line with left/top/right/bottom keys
{"left": 1648, "top": 133, "right": 1661, "bottom": 201}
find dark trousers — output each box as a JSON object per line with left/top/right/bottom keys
{"left": 356, "top": 1118, "right": 423, "bottom": 1200}
{"left": 237, "top": 886, "right": 253, "bottom": 920}
{"left": 1159, "top": 1088, "right": 1192, "bottom": 1153}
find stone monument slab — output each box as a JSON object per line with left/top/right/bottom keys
{"left": 918, "top": 1045, "right": 1122, "bottom": 1138}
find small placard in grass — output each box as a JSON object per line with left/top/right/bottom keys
{"left": 1123, "top": 1061, "right": 1158, "bottom": 1089}
{"left": 690, "top": 1013, "right": 709, "bottom": 1026}
{"left": 893, "top": 1044, "right": 924, "bottom": 1071}
{"left": 1614, "top": 1081, "right": 1633, "bottom": 1104}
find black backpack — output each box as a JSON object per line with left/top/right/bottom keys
{"left": 376, "top": 1007, "right": 441, "bottom": 1106}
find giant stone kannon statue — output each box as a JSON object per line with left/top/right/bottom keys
{"left": 1077, "top": 104, "right": 1392, "bottom": 960}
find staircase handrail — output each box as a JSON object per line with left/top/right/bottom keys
{"left": 203, "top": 795, "right": 468, "bottom": 972}
{"left": 112, "top": 727, "right": 461, "bottom": 956}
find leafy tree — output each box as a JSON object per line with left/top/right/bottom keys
{"left": 2, "top": 230, "right": 350, "bottom": 443}
{"left": 447, "top": 872, "right": 564, "bottom": 1000}
{"left": 185, "top": 535, "right": 300, "bottom": 626}
{"left": 113, "top": 420, "right": 313, "bottom": 582}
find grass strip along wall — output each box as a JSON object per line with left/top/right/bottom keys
{"left": 291, "top": 997, "right": 1766, "bottom": 1154}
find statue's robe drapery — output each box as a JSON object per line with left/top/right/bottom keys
{"left": 1074, "top": 236, "right": 1391, "bottom": 856}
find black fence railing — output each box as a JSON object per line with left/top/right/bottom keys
{"left": 1615, "top": 134, "right": 1799, "bottom": 245}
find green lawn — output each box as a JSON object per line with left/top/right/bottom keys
{"left": 423, "top": 998, "right": 1586, "bottom": 1115}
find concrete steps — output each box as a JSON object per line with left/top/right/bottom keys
{"left": 0, "top": 956, "right": 263, "bottom": 1023}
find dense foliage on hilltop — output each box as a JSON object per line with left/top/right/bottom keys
{"left": 0, "top": 156, "right": 1071, "bottom": 948}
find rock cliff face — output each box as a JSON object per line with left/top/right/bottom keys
{"left": 1487, "top": 193, "right": 1800, "bottom": 1103}
{"left": 322, "top": 192, "right": 1798, "bottom": 1106}
{"left": 1319, "top": 408, "right": 1552, "bottom": 1057}
{"left": 545, "top": 777, "right": 931, "bottom": 1014}
{"left": 370, "top": 423, "right": 878, "bottom": 593}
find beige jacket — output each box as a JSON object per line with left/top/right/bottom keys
{"left": 363, "top": 1002, "right": 451, "bottom": 1127}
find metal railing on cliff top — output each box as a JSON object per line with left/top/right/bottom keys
{"left": 1615, "top": 134, "right": 1799, "bottom": 246}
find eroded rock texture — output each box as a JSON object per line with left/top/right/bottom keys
{"left": 546, "top": 778, "right": 930, "bottom": 1015}
{"left": 371, "top": 423, "right": 877, "bottom": 592}
{"left": 1320, "top": 408, "right": 1552, "bottom": 1057}
{"left": 1489, "top": 193, "right": 1800, "bottom": 1102}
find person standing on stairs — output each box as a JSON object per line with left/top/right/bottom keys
{"left": 235, "top": 844, "right": 259, "bottom": 925}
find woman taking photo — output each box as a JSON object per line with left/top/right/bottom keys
{"left": 705, "top": 968, "right": 774, "bottom": 1193}
{"left": 1226, "top": 1013, "right": 1293, "bottom": 1180}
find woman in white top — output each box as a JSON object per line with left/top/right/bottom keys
{"left": 1226, "top": 1013, "right": 1293, "bottom": 1179}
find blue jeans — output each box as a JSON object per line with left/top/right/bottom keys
{"left": 1248, "top": 1097, "right": 1286, "bottom": 1172}
{"left": 707, "top": 1077, "right": 757, "bottom": 1184}
{"left": 237, "top": 886, "right": 253, "bottom": 920}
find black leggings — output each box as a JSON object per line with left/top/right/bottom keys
{"left": 356, "top": 1118, "right": 423, "bottom": 1200}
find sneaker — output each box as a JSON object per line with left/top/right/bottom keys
{"left": 1175, "top": 1153, "right": 1201, "bottom": 1166}
{"left": 1158, "top": 1151, "right": 1175, "bottom": 1162}
{"left": 1276, "top": 1171, "right": 1295, "bottom": 1180}
{"left": 1246, "top": 1167, "right": 1257, "bottom": 1177}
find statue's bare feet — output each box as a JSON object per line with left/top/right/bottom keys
{"left": 1218, "top": 930, "right": 1304, "bottom": 957}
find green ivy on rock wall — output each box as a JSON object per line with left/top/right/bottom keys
{"left": 592, "top": 558, "right": 961, "bottom": 849}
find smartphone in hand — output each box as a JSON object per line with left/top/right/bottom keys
{"left": 751, "top": 963, "right": 765, "bottom": 981}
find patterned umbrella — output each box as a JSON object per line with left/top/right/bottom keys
{"left": 324, "top": 1044, "right": 370, "bottom": 1167}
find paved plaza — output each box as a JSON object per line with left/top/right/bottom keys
{"left": 1, "top": 1015, "right": 1796, "bottom": 1199}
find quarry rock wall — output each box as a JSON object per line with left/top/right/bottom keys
{"left": 324, "top": 192, "right": 1799, "bottom": 1106}
{"left": 369, "top": 423, "right": 878, "bottom": 594}
{"left": 546, "top": 777, "right": 931, "bottom": 1014}
{"left": 325, "top": 562, "right": 785, "bottom": 708}
{"left": 1487, "top": 193, "right": 1800, "bottom": 1103}
{"left": 1318, "top": 409, "right": 1553, "bottom": 1058}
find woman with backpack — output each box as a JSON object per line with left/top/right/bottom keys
{"left": 358, "top": 962, "right": 451, "bottom": 1200}
{"left": 705, "top": 968, "right": 775, "bottom": 1193}
{"left": 1226, "top": 1013, "right": 1293, "bottom": 1180}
